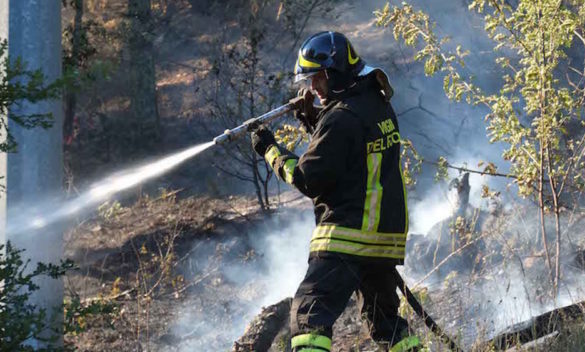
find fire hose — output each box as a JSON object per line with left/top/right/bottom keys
{"left": 393, "top": 268, "right": 463, "bottom": 351}
{"left": 214, "top": 100, "right": 463, "bottom": 351}
{"left": 213, "top": 96, "right": 304, "bottom": 145}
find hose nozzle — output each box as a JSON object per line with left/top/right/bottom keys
{"left": 212, "top": 129, "right": 233, "bottom": 145}
{"left": 212, "top": 97, "right": 303, "bottom": 145}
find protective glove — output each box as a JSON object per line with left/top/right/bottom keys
{"left": 250, "top": 124, "right": 277, "bottom": 157}
{"left": 293, "top": 88, "right": 319, "bottom": 133}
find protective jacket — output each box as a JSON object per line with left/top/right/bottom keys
{"left": 265, "top": 72, "right": 408, "bottom": 261}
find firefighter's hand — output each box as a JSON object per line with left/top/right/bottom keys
{"left": 293, "top": 88, "right": 318, "bottom": 133}
{"left": 250, "top": 124, "right": 277, "bottom": 157}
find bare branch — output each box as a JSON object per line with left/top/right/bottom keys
{"left": 423, "top": 159, "right": 515, "bottom": 179}
{"left": 214, "top": 164, "right": 254, "bottom": 182}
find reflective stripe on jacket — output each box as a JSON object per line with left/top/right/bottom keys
{"left": 265, "top": 73, "right": 408, "bottom": 260}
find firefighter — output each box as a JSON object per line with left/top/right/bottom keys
{"left": 250, "top": 31, "right": 420, "bottom": 352}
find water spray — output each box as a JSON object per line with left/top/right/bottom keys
{"left": 8, "top": 142, "right": 216, "bottom": 236}
{"left": 10, "top": 97, "right": 303, "bottom": 237}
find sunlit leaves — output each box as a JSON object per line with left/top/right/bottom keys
{"left": 275, "top": 123, "right": 308, "bottom": 152}
{"left": 376, "top": 0, "right": 585, "bottom": 205}
{"left": 434, "top": 156, "right": 450, "bottom": 182}
{"left": 400, "top": 139, "right": 423, "bottom": 188}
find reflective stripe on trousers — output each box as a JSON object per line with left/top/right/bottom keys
{"left": 310, "top": 225, "right": 406, "bottom": 259}
{"left": 291, "top": 333, "right": 331, "bottom": 352}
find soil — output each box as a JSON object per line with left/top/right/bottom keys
{"left": 63, "top": 190, "right": 385, "bottom": 351}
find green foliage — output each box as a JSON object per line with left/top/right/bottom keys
{"left": 0, "top": 242, "right": 73, "bottom": 351}
{"left": 0, "top": 40, "right": 62, "bottom": 152}
{"left": 0, "top": 241, "right": 117, "bottom": 350}
{"left": 97, "top": 200, "right": 126, "bottom": 221}
{"left": 63, "top": 296, "right": 117, "bottom": 336}
{"left": 434, "top": 156, "right": 450, "bottom": 182}
{"left": 62, "top": 0, "right": 110, "bottom": 87}
{"left": 400, "top": 139, "right": 423, "bottom": 188}
{"left": 377, "top": 0, "right": 585, "bottom": 293}
{"left": 275, "top": 123, "right": 309, "bottom": 152}
{"left": 62, "top": 1, "right": 100, "bottom": 71}
{"left": 375, "top": 0, "right": 585, "bottom": 197}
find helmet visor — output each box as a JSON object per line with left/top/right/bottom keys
{"left": 294, "top": 71, "right": 319, "bottom": 83}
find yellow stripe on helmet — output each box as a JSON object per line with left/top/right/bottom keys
{"left": 297, "top": 53, "right": 321, "bottom": 68}
{"left": 347, "top": 42, "right": 359, "bottom": 65}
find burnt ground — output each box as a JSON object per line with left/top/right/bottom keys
{"left": 62, "top": 191, "right": 386, "bottom": 351}
{"left": 63, "top": 191, "right": 273, "bottom": 351}
{"left": 61, "top": 179, "right": 585, "bottom": 351}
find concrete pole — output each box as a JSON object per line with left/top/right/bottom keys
{"left": 0, "top": 0, "right": 63, "bottom": 347}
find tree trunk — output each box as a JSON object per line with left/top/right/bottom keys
{"left": 538, "top": 144, "right": 553, "bottom": 287}
{"left": 64, "top": 0, "right": 84, "bottom": 144}
{"left": 233, "top": 298, "right": 291, "bottom": 352}
{"left": 248, "top": 44, "right": 267, "bottom": 210}
{"left": 252, "top": 151, "right": 266, "bottom": 210}
{"left": 127, "top": 0, "right": 160, "bottom": 148}
{"left": 546, "top": 148, "right": 562, "bottom": 296}
{"left": 1, "top": 0, "right": 64, "bottom": 347}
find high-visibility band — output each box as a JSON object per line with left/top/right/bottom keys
{"left": 313, "top": 225, "right": 406, "bottom": 245}
{"left": 296, "top": 349, "right": 329, "bottom": 352}
{"left": 282, "top": 158, "right": 297, "bottom": 184}
{"left": 362, "top": 152, "right": 383, "bottom": 232}
{"left": 390, "top": 335, "right": 421, "bottom": 352}
{"left": 291, "top": 334, "right": 331, "bottom": 351}
{"left": 265, "top": 145, "right": 280, "bottom": 167}
{"left": 310, "top": 238, "right": 405, "bottom": 259}
{"left": 399, "top": 163, "right": 409, "bottom": 235}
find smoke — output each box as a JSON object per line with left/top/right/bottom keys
{"left": 246, "top": 211, "right": 313, "bottom": 307}
{"left": 409, "top": 153, "right": 508, "bottom": 235}
{"left": 435, "top": 245, "right": 585, "bottom": 347}
{"left": 405, "top": 190, "right": 585, "bottom": 348}
{"left": 409, "top": 190, "right": 451, "bottom": 235}
{"left": 171, "top": 210, "right": 313, "bottom": 351}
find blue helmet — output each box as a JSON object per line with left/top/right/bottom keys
{"left": 294, "top": 31, "right": 365, "bottom": 92}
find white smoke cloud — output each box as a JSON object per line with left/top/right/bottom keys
{"left": 171, "top": 210, "right": 313, "bottom": 351}
{"left": 247, "top": 211, "right": 313, "bottom": 307}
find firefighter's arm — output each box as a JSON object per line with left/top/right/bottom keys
{"left": 273, "top": 110, "right": 357, "bottom": 198}
{"left": 251, "top": 125, "right": 301, "bottom": 184}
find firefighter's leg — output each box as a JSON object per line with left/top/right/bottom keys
{"left": 290, "top": 257, "right": 359, "bottom": 352}
{"left": 357, "top": 263, "right": 420, "bottom": 351}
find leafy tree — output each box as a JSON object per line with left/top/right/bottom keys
{"left": 0, "top": 40, "right": 62, "bottom": 153}
{"left": 376, "top": 0, "right": 585, "bottom": 293}
{"left": 0, "top": 243, "right": 73, "bottom": 351}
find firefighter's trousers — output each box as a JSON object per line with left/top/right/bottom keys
{"left": 290, "top": 256, "right": 409, "bottom": 351}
